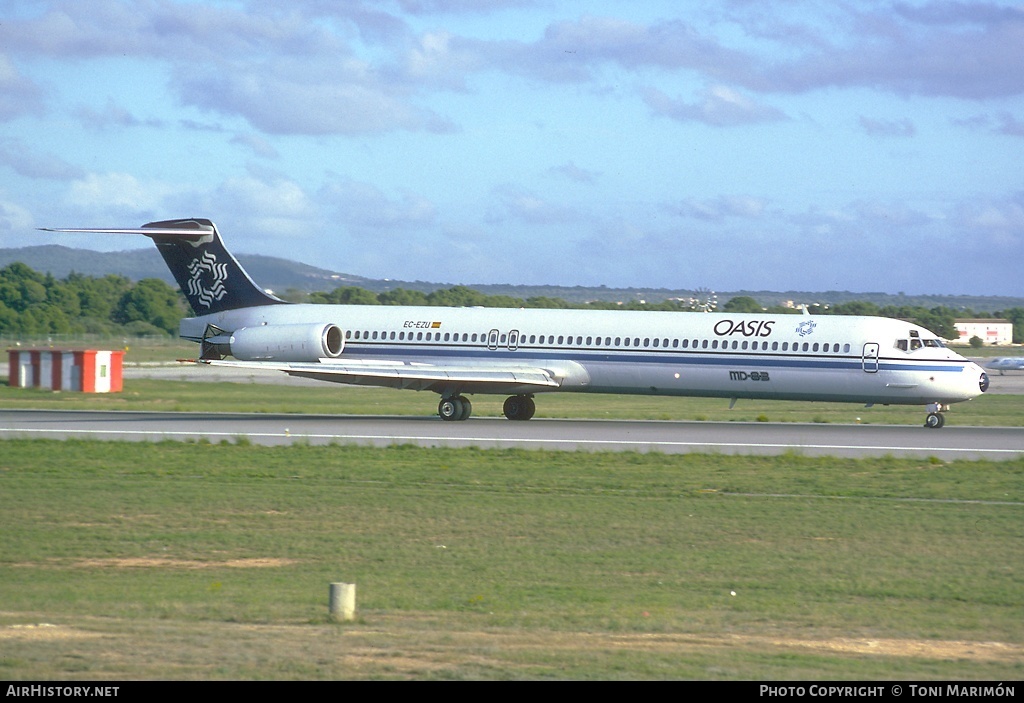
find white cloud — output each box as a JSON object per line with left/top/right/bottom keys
{"left": 0, "top": 55, "right": 44, "bottom": 121}
{"left": 642, "top": 85, "right": 787, "bottom": 127}
{"left": 673, "top": 196, "right": 769, "bottom": 221}
{"left": 229, "top": 133, "right": 280, "bottom": 159}
{"left": 216, "top": 176, "right": 313, "bottom": 218}
{"left": 321, "top": 177, "right": 436, "bottom": 231}
{"left": 177, "top": 63, "right": 457, "bottom": 135}
{"left": 858, "top": 116, "right": 916, "bottom": 138}
{"left": 0, "top": 139, "right": 84, "bottom": 180}
{"left": 0, "top": 198, "right": 34, "bottom": 234}
{"left": 487, "top": 184, "right": 581, "bottom": 225}
{"left": 68, "top": 173, "right": 177, "bottom": 211}
{"left": 548, "top": 162, "right": 599, "bottom": 184}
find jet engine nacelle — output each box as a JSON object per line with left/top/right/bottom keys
{"left": 214, "top": 322, "right": 344, "bottom": 362}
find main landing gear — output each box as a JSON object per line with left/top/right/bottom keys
{"left": 502, "top": 394, "right": 535, "bottom": 421}
{"left": 436, "top": 394, "right": 536, "bottom": 421}
{"left": 438, "top": 395, "right": 472, "bottom": 421}
{"left": 924, "top": 402, "right": 948, "bottom": 429}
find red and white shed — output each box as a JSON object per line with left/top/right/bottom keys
{"left": 7, "top": 349, "right": 124, "bottom": 393}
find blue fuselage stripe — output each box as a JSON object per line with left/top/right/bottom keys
{"left": 342, "top": 342, "right": 965, "bottom": 373}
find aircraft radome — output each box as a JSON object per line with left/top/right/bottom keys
{"left": 42, "top": 219, "right": 990, "bottom": 428}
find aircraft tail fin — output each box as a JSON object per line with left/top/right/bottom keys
{"left": 42, "top": 218, "right": 285, "bottom": 314}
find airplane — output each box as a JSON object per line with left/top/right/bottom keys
{"left": 43, "top": 218, "right": 990, "bottom": 428}
{"left": 986, "top": 357, "right": 1024, "bottom": 375}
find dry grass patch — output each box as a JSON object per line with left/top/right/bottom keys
{"left": 13, "top": 557, "right": 298, "bottom": 570}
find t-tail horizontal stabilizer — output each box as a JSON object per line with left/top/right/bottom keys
{"left": 41, "top": 218, "right": 285, "bottom": 314}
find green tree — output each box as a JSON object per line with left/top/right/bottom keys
{"left": 525, "top": 296, "right": 571, "bottom": 309}
{"left": 830, "top": 300, "right": 880, "bottom": 316}
{"left": 426, "top": 286, "right": 488, "bottom": 307}
{"left": 996, "top": 307, "right": 1024, "bottom": 344}
{"left": 114, "top": 279, "right": 186, "bottom": 335}
{"left": 722, "top": 296, "right": 763, "bottom": 313}
{"left": 0, "top": 300, "right": 17, "bottom": 333}
{"left": 66, "top": 272, "right": 132, "bottom": 321}
{"left": 378, "top": 288, "right": 430, "bottom": 306}
{"left": 309, "top": 286, "right": 380, "bottom": 305}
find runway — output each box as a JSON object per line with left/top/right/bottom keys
{"left": 1, "top": 409, "right": 1021, "bottom": 460}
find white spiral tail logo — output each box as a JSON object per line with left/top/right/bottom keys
{"left": 187, "top": 251, "right": 228, "bottom": 308}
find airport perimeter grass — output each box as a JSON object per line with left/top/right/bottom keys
{"left": 2, "top": 378, "right": 1024, "bottom": 426}
{"left": 1, "top": 439, "right": 1022, "bottom": 679}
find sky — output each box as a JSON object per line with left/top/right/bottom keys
{"left": 1, "top": 0, "right": 1023, "bottom": 297}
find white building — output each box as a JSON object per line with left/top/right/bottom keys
{"left": 951, "top": 319, "right": 1013, "bottom": 346}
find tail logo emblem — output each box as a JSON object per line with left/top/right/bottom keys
{"left": 187, "top": 251, "right": 228, "bottom": 308}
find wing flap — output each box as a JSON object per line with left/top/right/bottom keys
{"left": 193, "top": 358, "right": 562, "bottom": 392}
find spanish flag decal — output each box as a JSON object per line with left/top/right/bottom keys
{"left": 431, "top": 321, "right": 441, "bottom": 328}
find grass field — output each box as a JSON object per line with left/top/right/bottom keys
{"left": 3, "top": 340, "right": 1022, "bottom": 679}
{"left": 1, "top": 440, "right": 1022, "bottom": 679}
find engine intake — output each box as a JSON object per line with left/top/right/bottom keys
{"left": 211, "top": 322, "right": 344, "bottom": 362}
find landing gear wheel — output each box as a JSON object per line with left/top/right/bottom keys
{"left": 924, "top": 412, "right": 945, "bottom": 429}
{"left": 503, "top": 395, "right": 536, "bottom": 421}
{"left": 439, "top": 396, "right": 472, "bottom": 421}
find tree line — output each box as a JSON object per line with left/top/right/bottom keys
{"left": 0, "top": 262, "right": 183, "bottom": 337}
{"left": 720, "top": 296, "right": 1024, "bottom": 344}
{"left": 2, "top": 261, "right": 1021, "bottom": 343}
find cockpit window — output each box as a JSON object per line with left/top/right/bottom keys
{"left": 896, "top": 337, "right": 944, "bottom": 351}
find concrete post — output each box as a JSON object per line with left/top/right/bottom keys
{"left": 329, "top": 582, "right": 356, "bottom": 621}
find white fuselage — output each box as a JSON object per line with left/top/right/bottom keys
{"left": 182, "top": 304, "right": 988, "bottom": 407}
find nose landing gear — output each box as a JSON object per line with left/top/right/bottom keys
{"left": 924, "top": 402, "right": 948, "bottom": 429}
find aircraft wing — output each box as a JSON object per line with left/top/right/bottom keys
{"left": 986, "top": 358, "right": 1024, "bottom": 372}
{"left": 193, "top": 358, "right": 564, "bottom": 393}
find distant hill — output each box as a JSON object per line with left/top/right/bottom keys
{"left": 0, "top": 245, "right": 372, "bottom": 295}
{"left": 2, "top": 245, "right": 1022, "bottom": 313}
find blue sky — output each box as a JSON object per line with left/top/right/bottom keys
{"left": 1, "top": 0, "right": 1022, "bottom": 296}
